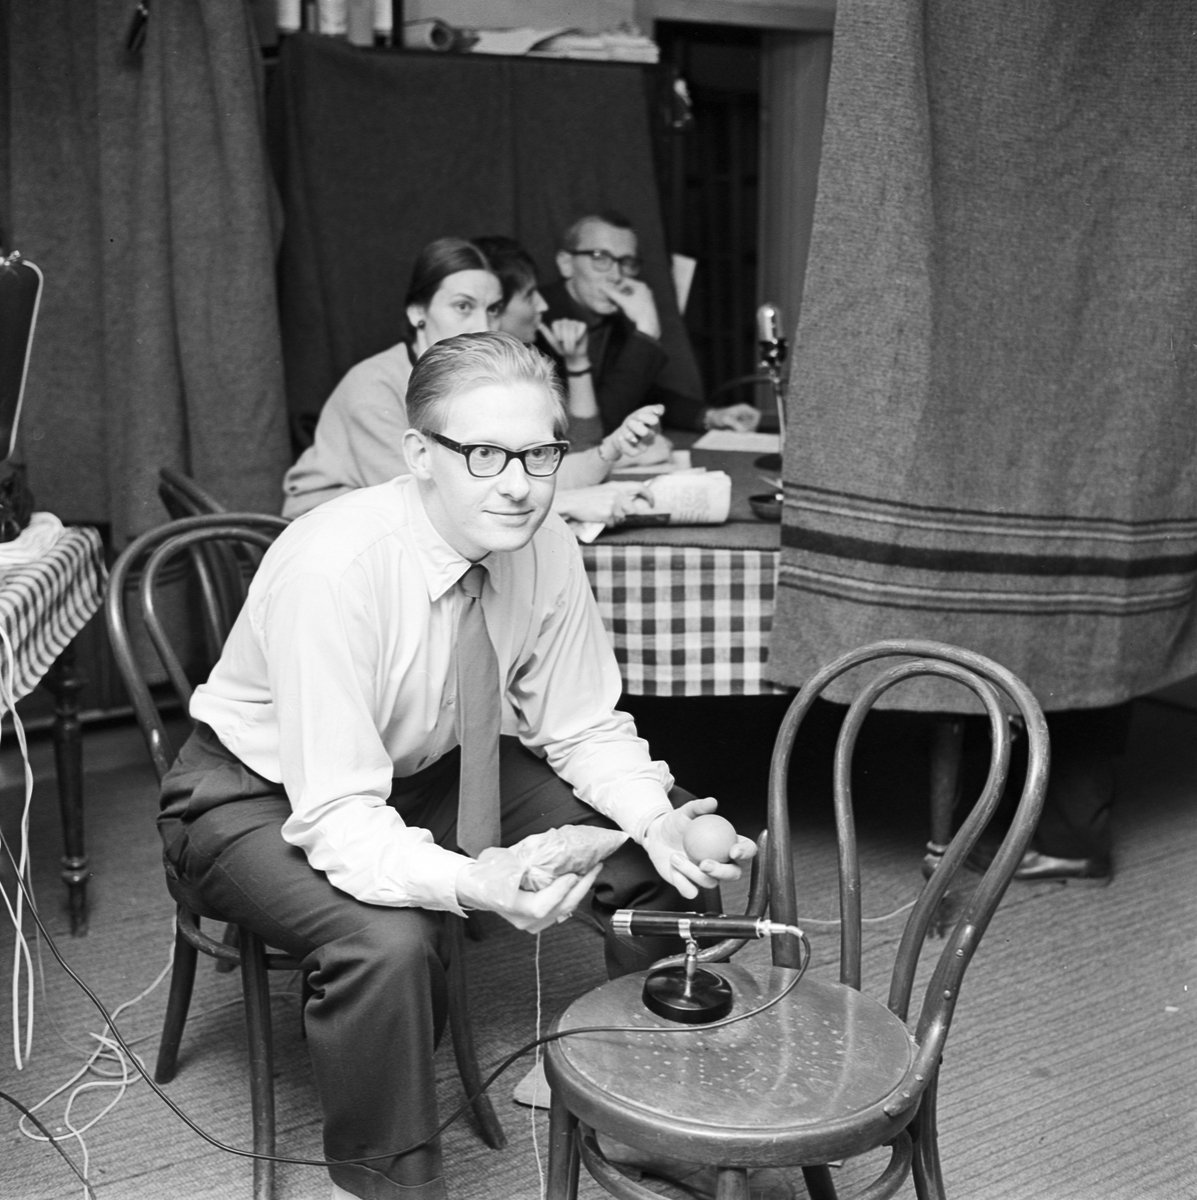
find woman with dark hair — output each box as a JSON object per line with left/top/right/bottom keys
{"left": 282, "top": 237, "right": 503, "bottom": 517}
{"left": 284, "top": 236, "right": 664, "bottom": 527}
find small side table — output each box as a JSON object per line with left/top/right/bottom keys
{"left": 0, "top": 524, "right": 107, "bottom": 933}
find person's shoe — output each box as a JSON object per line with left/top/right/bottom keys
{"left": 966, "top": 844, "right": 1111, "bottom": 885}
{"left": 1013, "top": 849, "right": 1111, "bottom": 885}
{"left": 512, "top": 1058, "right": 550, "bottom": 1108}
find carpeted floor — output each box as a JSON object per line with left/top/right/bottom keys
{"left": 0, "top": 697, "right": 1194, "bottom": 1200}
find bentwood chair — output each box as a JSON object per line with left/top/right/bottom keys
{"left": 106, "top": 514, "right": 505, "bottom": 1200}
{"left": 544, "top": 640, "right": 1048, "bottom": 1200}
{"left": 157, "top": 465, "right": 229, "bottom": 519}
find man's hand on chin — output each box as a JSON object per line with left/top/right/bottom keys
{"left": 602, "top": 279, "right": 661, "bottom": 341}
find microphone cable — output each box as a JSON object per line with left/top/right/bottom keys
{"left": 0, "top": 830, "right": 811, "bottom": 1177}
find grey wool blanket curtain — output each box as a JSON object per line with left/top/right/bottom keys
{"left": 768, "top": 0, "right": 1197, "bottom": 711}
{"left": 1, "top": 0, "right": 291, "bottom": 541}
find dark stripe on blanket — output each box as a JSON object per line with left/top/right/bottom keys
{"left": 782, "top": 526, "right": 1197, "bottom": 579}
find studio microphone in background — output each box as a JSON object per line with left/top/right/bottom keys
{"left": 613, "top": 910, "right": 802, "bottom": 941}
{"left": 756, "top": 302, "right": 782, "bottom": 351}
{"left": 756, "top": 301, "right": 788, "bottom": 449}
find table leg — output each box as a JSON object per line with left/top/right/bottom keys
{"left": 924, "top": 717, "right": 964, "bottom": 878}
{"left": 43, "top": 641, "right": 88, "bottom": 934}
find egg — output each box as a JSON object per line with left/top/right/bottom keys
{"left": 682, "top": 814, "right": 738, "bottom": 865}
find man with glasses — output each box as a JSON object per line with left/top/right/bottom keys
{"left": 539, "top": 211, "right": 762, "bottom": 435}
{"left": 158, "top": 332, "right": 756, "bottom": 1200}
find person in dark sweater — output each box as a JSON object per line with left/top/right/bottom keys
{"left": 536, "top": 211, "right": 761, "bottom": 435}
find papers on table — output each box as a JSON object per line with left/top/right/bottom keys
{"left": 567, "top": 468, "right": 732, "bottom": 544}
{"left": 632, "top": 469, "right": 731, "bottom": 527}
{"left": 691, "top": 430, "right": 781, "bottom": 454}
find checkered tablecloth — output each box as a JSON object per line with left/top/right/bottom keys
{"left": 0, "top": 525, "right": 107, "bottom": 712}
{"left": 581, "top": 542, "right": 787, "bottom": 696}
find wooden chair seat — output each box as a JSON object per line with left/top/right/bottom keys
{"left": 549, "top": 965, "right": 916, "bottom": 1165}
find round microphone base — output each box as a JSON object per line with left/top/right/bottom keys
{"left": 642, "top": 966, "right": 733, "bottom": 1024}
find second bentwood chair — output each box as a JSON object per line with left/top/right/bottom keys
{"left": 544, "top": 640, "right": 1049, "bottom": 1200}
{"left": 105, "top": 514, "right": 505, "bottom": 1200}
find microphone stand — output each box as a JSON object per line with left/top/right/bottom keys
{"left": 756, "top": 302, "right": 788, "bottom": 473}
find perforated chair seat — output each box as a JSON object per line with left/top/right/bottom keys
{"left": 549, "top": 965, "right": 917, "bottom": 1168}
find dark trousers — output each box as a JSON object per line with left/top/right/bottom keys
{"left": 959, "top": 702, "right": 1132, "bottom": 861}
{"left": 158, "top": 725, "right": 691, "bottom": 1200}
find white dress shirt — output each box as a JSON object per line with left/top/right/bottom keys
{"left": 192, "top": 476, "right": 675, "bottom": 914}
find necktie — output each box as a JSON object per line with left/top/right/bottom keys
{"left": 455, "top": 563, "right": 501, "bottom": 856}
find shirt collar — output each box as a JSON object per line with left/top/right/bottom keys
{"left": 402, "top": 477, "right": 501, "bottom": 601}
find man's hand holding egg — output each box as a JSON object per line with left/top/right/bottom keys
{"left": 641, "top": 798, "right": 757, "bottom": 899}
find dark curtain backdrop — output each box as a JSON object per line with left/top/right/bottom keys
{"left": 769, "top": 0, "right": 1197, "bottom": 711}
{"left": 269, "top": 33, "right": 703, "bottom": 430}
{"left": 0, "top": 0, "right": 291, "bottom": 543}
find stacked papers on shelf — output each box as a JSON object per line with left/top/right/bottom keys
{"left": 530, "top": 30, "right": 659, "bottom": 62}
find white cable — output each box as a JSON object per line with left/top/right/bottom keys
{"left": 797, "top": 898, "right": 918, "bottom": 928}
{"left": 18, "top": 924, "right": 304, "bottom": 1200}
{"left": 0, "top": 622, "right": 37, "bottom": 1069}
{"left": 530, "top": 930, "right": 546, "bottom": 1200}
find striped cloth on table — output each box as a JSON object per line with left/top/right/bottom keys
{"left": 581, "top": 543, "right": 785, "bottom": 697}
{"left": 0, "top": 526, "right": 106, "bottom": 712}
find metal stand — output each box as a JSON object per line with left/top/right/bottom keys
{"left": 755, "top": 302, "right": 789, "bottom": 474}
{"left": 642, "top": 937, "right": 733, "bottom": 1024}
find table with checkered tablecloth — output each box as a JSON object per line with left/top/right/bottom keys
{"left": 580, "top": 440, "right": 786, "bottom": 697}
{"left": 0, "top": 521, "right": 108, "bottom": 932}
{"left": 581, "top": 540, "right": 783, "bottom": 696}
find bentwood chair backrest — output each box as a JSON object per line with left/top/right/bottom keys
{"left": 765, "top": 641, "right": 1047, "bottom": 1011}
{"left": 106, "top": 513, "right": 287, "bottom": 781}
{"left": 155, "top": 469, "right": 269, "bottom": 668}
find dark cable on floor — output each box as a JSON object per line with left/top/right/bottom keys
{"left": 0, "top": 1086, "right": 98, "bottom": 1199}
{"left": 1, "top": 828, "right": 808, "bottom": 1177}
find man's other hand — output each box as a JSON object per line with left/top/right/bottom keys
{"left": 705, "top": 403, "right": 762, "bottom": 433}
{"left": 539, "top": 319, "right": 591, "bottom": 373}
{"left": 601, "top": 279, "right": 661, "bottom": 340}
{"left": 606, "top": 404, "right": 665, "bottom": 463}
{"left": 640, "top": 798, "right": 757, "bottom": 900}
{"left": 456, "top": 849, "right": 602, "bottom": 933}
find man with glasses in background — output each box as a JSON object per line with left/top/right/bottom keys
{"left": 158, "top": 331, "right": 756, "bottom": 1200}
{"left": 539, "top": 211, "right": 761, "bottom": 435}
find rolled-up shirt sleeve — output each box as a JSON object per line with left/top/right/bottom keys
{"left": 508, "top": 543, "right": 675, "bottom": 843}
{"left": 256, "top": 564, "right": 471, "bottom": 914}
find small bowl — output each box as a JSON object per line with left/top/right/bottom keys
{"left": 749, "top": 492, "right": 783, "bottom": 522}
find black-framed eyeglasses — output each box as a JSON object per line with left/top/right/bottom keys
{"left": 570, "top": 249, "right": 643, "bottom": 277}
{"left": 426, "top": 432, "right": 570, "bottom": 478}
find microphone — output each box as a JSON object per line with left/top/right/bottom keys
{"left": 756, "top": 302, "right": 781, "bottom": 346}
{"left": 613, "top": 910, "right": 802, "bottom": 941}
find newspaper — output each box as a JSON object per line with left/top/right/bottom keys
{"left": 630, "top": 469, "right": 731, "bottom": 526}
{"left": 568, "top": 469, "right": 731, "bottom": 543}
